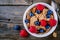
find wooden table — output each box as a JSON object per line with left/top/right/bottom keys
{"left": 0, "top": 0, "right": 60, "bottom": 40}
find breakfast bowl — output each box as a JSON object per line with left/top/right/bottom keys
{"left": 23, "top": 2, "right": 58, "bottom": 37}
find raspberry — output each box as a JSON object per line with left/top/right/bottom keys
{"left": 36, "top": 4, "right": 45, "bottom": 11}
{"left": 20, "top": 29, "right": 28, "bottom": 37}
{"left": 40, "top": 20, "right": 47, "bottom": 26}
{"left": 49, "top": 19, "right": 57, "bottom": 27}
{"left": 29, "top": 26, "right": 37, "bottom": 33}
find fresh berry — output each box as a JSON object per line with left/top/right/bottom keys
{"left": 49, "top": 19, "right": 57, "bottom": 27}
{"left": 40, "top": 20, "right": 47, "bottom": 26}
{"left": 36, "top": 10, "right": 41, "bottom": 14}
{"left": 39, "top": 29, "right": 45, "bottom": 33}
{"left": 25, "top": 19, "right": 29, "bottom": 24}
{"left": 47, "top": 10, "right": 53, "bottom": 15}
{"left": 34, "top": 21, "right": 40, "bottom": 26}
{"left": 45, "top": 24, "right": 50, "bottom": 29}
{"left": 36, "top": 4, "right": 45, "bottom": 11}
{"left": 30, "top": 12, "right": 34, "bottom": 17}
{"left": 29, "top": 26, "right": 37, "bottom": 33}
{"left": 46, "top": 14, "right": 50, "bottom": 18}
{"left": 13, "top": 25, "right": 20, "bottom": 30}
{"left": 20, "top": 29, "right": 28, "bottom": 37}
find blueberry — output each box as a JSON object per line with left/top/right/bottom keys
{"left": 36, "top": 10, "right": 40, "bottom": 14}
{"left": 25, "top": 19, "right": 29, "bottom": 24}
{"left": 46, "top": 14, "right": 50, "bottom": 18}
{"left": 30, "top": 12, "right": 34, "bottom": 17}
{"left": 34, "top": 21, "right": 40, "bottom": 26}
{"left": 39, "top": 29, "right": 44, "bottom": 33}
{"left": 45, "top": 24, "right": 50, "bottom": 29}
{"left": 47, "top": 10, "right": 53, "bottom": 15}
{"left": 13, "top": 25, "right": 20, "bottom": 30}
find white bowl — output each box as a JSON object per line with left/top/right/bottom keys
{"left": 23, "top": 2, "right": 58, "bottom": 37}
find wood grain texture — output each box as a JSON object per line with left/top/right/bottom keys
{"left": 0, "top": 0, "right": 32, "bottom": 5}
{"left": 0, "top": 0, "right": 60, "bottom": 40}
{"left": 33, "top": 0, "right": 51, "bottom": 4}
{"left": 55, "top": 0, "right": 60, "bottom": 4}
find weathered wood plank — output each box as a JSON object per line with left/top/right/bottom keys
{"left": 0, "top": 0, "right": 60, "bottom": 40}
{"left": 0, "top": 0, "right": 32, "bottom": 5}
{"left": 0, "top": 6, "right": 60, "bottom": 40}
{"left": 33, "top": 0, "right": 51, "bottom": 4}
{"left": 0, "top": 6, "right": 28, "bottom": 24}
{"left": 55, "top": 0, "right": 60, "bottom": 4}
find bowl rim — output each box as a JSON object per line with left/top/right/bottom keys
{"left": 23, "top": 2, "right": 58, "bottom": 37}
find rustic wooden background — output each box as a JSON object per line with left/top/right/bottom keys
{"left": 0, "top": 0, "right": 60, "bottom": 40}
